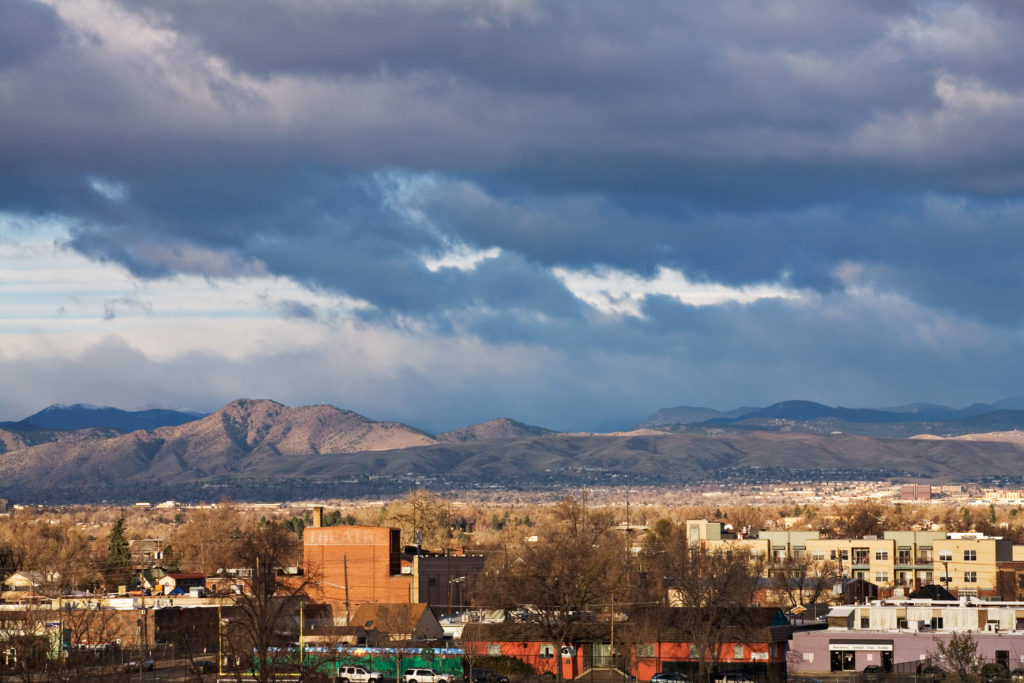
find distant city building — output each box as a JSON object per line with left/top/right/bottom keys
{"left": 899, "top": 484, "right": 932, "bottom": 501}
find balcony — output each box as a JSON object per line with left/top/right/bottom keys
{"left": 894, "top": 556, "right": 933, "bottom": 569}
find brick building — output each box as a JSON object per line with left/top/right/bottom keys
{"left": 304, "top": 524, "right": 413, "bottom": 616}
{"left": 302, "top": 512, "right": 484, "bottom": 623}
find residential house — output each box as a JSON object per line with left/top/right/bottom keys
{"left": 349, "top": 602, "right": 444, "bottom": 642}
{"left": 157, "top": 573, "right": 206, "bottom": 595}
{"left": 0, "top": 571, "right": 52, "bottom": 602}
{"left": 128, "top": 538, "right": 164, "bottom": 565}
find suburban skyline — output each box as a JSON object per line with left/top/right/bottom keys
{"left": 2, "top": 1, "right": 1023, "bottom": 433}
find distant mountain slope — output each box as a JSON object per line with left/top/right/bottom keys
{"left": 640, "top": 399, "right": 1024, "bottom": 437}
{"left": 4, "top": 397, "right": 1024, "bottom": 499}
{"left": 637, "top": 405, "right": 753, "bottom": 428}
{"left": 0, "top": 399, "right": 437, "bottom": 487}
{"left": 201, "top": 429, "right": 1024, "bottom": 484}
{"left": 21, "top": 403, "right": 204, "bottom": 432}
{"left": 670, "top": 408, "right": 1024, "bottom": 438}
{"left": 436, "top": 418, "right": 556, "bottom": 443}
{"left": 0, "top": 424, "right": 121, "bottom": 454}
{"left": 735, "top": 400, "right": 912, "bottom": 424}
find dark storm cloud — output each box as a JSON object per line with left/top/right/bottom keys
{"left": 0, "top": 0, "right": 62, "bottom": 68}
{"left": 3, "top": 0, "right": 1024, "bottom": 337}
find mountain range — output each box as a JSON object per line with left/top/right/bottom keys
{"left": 637, "top": 398, "right": 1024, "bottom": 437}
{"left": 1, "top": 398, "right": 1024, "bottom": 503}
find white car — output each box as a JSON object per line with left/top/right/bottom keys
{"left": 404, "top": 668, "right": 455, "bottom": 683}
{"left": 338, "top": 666, "right": 385, "bottom": 683}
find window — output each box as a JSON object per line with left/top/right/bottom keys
{"left": 812, "top": 550, "right": 826, "bottom": 561}
{"left": 860, "top": 617, "right": 870, "bottom": 629}
{"left": 539, "top": 645, "right": 554, "bottom": 659}
{"left": 939, "top": 550, "right": 953, "bottom": 561}
{"left": 831, "top": 651, "right": 856, "bottom": 672}
{"left": 920, "top": 548, "right": 933, "bottom": 562}
{"left": 853, "top": 548, "right": 869, "bottom": 564}
{"left": 964, "top": 571, "right": 978, "bottom": 583}
{"left": 876, "top": 551, "right": 889, "bottom": 561}
{"left": 773, "top": 548, "right": 786, "bottom": 562}
{"left": 898, "top": 548, "right": 912, "bottom": 564}
{"left": 931, "top": 617, "right": 944, "bottom": 629}
{"left": 898, "top": 617, "right": 909, "bottom": 629}
{"left": 875, "top": 571, "right": 889, "bottom": 583}
{"left": 638, "top": 644, "right": 655, "bottom": 658}
{"left": 794, "top": 548, "right": 807, "bottom": 560}
{"left": 488, "top": 644, "right": 501, "bottom": 656}
{"left": 734, "top": 644, "right": 744, "bottom": 659}
{"left": 964, "top": 550, "right": 977, "bottom": 561}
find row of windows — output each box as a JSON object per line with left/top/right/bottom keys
{"left": 798, "top": 548, "right": 976, "bottom": 563}
{"left": 521, "top": 643, "right": 774, "bottom": 660}
{"left": 938, "top": 550, "right": 977, "bottom": 561}
{"left": 860, "top": 617, "right": 946, "bottom": 629}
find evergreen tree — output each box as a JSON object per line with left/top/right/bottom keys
{"left": 107, "top": 517, "right": 130, "bottom": 567}
{"left": 105, "top": 517, "right": 131, "bottom": 589}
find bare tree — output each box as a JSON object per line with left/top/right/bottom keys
{"left": 218, "top": 520, "right": 321, "bottom": 682}
{"left": 383, "top": 489, "right": 452, "bottom": 551}
{"left": 642, "top": 522, "right": 766, "bottom": 682}
{"left": 490, "top": 497, "right": 623, "bottom": 683}
{"left": 169, "top": 503, "right": 243, "bottom": 576}
{"left": 0, "top": 604, "right": 52, "bottom": 683}
{"left": 833, "top": 501, "right": 886, "bottom": 539}
{"left": 767, "top": 555, "right": 841, "bottom": 610}
{"left": 932, "top": 631, "right": 980, "bottom": 683}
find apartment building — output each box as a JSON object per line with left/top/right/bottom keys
{"left": 884, "top": 530, "right": 946, "bottom": 589}
{"left": 932, "top": 533, "right": 1013, "bottom": 598}
{"left": 805, "top": 537, "right": 897, "bottom": 586}
{"left": 686, "top": 519, "right": 772, "bottom": 560}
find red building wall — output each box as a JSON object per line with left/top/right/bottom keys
{"left": 465, "top": 640, "right": 586, "bottom": 679}
{"left": 467, "top": 638, "right": 788, "bottom": 681}
{"left": 632, "top": 641, "right": 784, "bottom": 680}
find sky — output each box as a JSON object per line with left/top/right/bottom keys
{"left": 1, "top": 0, "right": 1023, "bottom": 433}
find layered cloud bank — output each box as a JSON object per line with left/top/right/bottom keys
{"left": 2, "top": 1, "right": 1023, "bottom": 430}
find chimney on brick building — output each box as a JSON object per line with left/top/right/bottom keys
{"left": 312, "top": 506, "right": 323, "bottom": 528}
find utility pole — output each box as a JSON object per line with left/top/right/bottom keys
{"left": 609, "top": 597, "right": 615, "bottom": 669}
{"left": 344, "top": 555, "right": 351, "bottom": 626}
